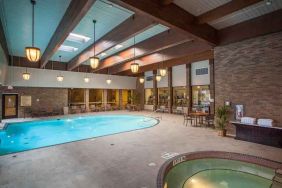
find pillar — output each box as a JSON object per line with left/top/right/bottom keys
{"left": 119, "top": 89, "right": 122, "bottom": 109}
{"left": 103, "top": 89, "right": 107, "bottom": 110}
{"left": 136, "top": 74, "right": 145, "bottom": 110}
{"left": 168, "top": 67, "right": 173, "bottom": 113}
{"left": 85, "top": 89, "right": 89, "bottom": 112}
{"left": 186, "top": 64, "right": 192, "bottom": 111}
{"left": 209, "top": 59, "right": 215, "bottom": 114}
{"left": 153, "top": 70, "right": 158, "bottom": 110}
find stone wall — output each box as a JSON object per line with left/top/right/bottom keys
{"left": 0, "top": 87, "right": 68, "bottom": 118}
{"left": 214, "top": 32, "right": 282, "bottom": 133}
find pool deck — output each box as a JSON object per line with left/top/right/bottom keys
{"left": 0, "top": 111, "right": 282, "bottom": 188}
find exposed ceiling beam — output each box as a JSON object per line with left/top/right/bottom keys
{"left": 40, "top": 0, "right": 97, "bottom": 68}
{"left": 197, "top": 0, "right": 263, "bottom": 24}
{"left": 94, "top": 29, "right": 191, "bottom": 72}
{"left": 0, "top": 17, "right": 9, "bottom": 61}
{"left": 109, "top": 0, "right": 218, "bottom": 45}
{"left": 120, "top": 50, "right": 213, "bottom": 76}
{"left": 219, "top": 9, "right": 282, "bottom": 45}
{"left": 159, "top": 0, "right": 174, "bottom": 6}
{"left": 109, "top": 40, "right": 212, "bottom": 74}
{"left": 67, "top": 15, "right": 155, "bottom": 70}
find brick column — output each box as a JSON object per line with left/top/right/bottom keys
{"left": 136, "top": 75, "right": 144, "bottom": 110}
{"left": 103, "top": 89, "right": 107, "bottom": 110}
{"left": 118, "top": 89, "right": 122, "bottom": 109}
{"left": 209, "top": 59, "right": 215, "bottom": 114}
{"left": 168, "top": 67, "right": 173, "bottom": 113}
{"left": 186, "top": 64, "right": 192, "bottom": 110}
{"left": 153, "top": 70, "right": 158, "bottom": 111}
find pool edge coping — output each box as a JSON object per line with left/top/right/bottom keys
{"left": 156, "top": 151, "right": 282, "bottom": 188}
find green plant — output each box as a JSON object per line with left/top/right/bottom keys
{"left": 130, "top": 92, "right": 140, "bottom": 105}
{"left": 215, "top": 105, "right": 230, "bottom": 130}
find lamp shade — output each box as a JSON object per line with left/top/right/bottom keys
{"left": 84, "top": 77, "right": 90, "bottom": 83}
{"left": 22, "top": 72, "right": 31, "bottom": 80}
{"left": 90, "top": 56, "right": 99, "bottom": 69}
{"left": 106, "top": 78, "right": 112, "bottom": 85}
{"left": 25, "top": 47, "right": 41, "bottom": 62}
{"left": 57, "top": 75, "right": 64, "bottom": 82}
{"left": 139, "top": 77, "right": 145, "bottom": 84}
{"left": 156, "top": 74, "right": 162, "bottom": 82}
{"left": 130, "top": 62, "right": 139, "bottom": 73}
{"left": 159, "top": 68, "right": 167, "bottom": 77}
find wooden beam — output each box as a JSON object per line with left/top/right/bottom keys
{"left": 159, "top": 0, "right": 174, "bottom": 6}
{"left": 67, "top": 15, "right": 155, "bottom": 70}
{"left": 95, "top": 29, "right": 190, "bottom": 72}
{"left": 110, "top": 40, "right": 212, "bottom": 74}
{"left": 0, "top": 17, "right": 9, "bottom": 61}
{"left": 119, "top": 50, "right": 213, "bottom": 76}
{"left": 219, "top": 9, "right": 282, "bottom": 45}
{"left": 109, "top": 0, "right": 218, "bottom": 45}
{"left": 40, "top": 0, "right": 97, "bottom": 68}
{"left": 197, "top": 0, "right": 263, "bottom": 24}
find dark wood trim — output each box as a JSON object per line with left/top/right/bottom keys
{"left": 197, "top": 0, "right": 263, "bottom": 24}
{"left": 153, "top": 70, "right": 158, "bottom": 110}
{"left": 168, "top": 67, "right": 173, "bottom": 113}
{"left": 0, "top": 17, "right": 9, "bottom": 61}
{"left": 159, "top": 0, "right": 174, "bottom": 6}
{"left": 209, "top": 59, "right": 215, "bottom": 114}
{"left": 109, "top": 0, "right": 218, "bottom": 45}
{"left": 2, "top": 94, "right": 18, "bottom": 119}
{"left": 219, "top": 9, "right": 282, "bottom": 45}
{"left": 94, "top": 29, "right": 190, "bottom": 72}
{"left": 40, "top": 0, "right": 97, "bottom": 68}
{"left": 67, "top": 15, "right": 155, "bottom": 70}
{"left": 186, "top": 64, "right": 192, "bottom": 110}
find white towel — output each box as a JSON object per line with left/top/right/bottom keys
{"left": 257, "top": 119, "right": 273, "bottom": 127}
{"left": 241, "top": 117, "right": 256, "bottom": 124}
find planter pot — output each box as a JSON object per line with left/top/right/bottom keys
{"left": 218, "top": 129, "right": 227, "bottom": 137}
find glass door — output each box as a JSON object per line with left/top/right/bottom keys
{"left": 2, "top": 94, "right": 18, "bottom": 119}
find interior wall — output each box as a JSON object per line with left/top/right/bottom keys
{"left": 172, "top": 65, "right": 186, "bottom": 87}
{"left": 215, "top": 31, "right": 282, "bottom": 133}
{"left": 0, "top": 45, "right": 8, "bottom": 86}
{"left": 5, "top": 66, "right": 136, "bottom": 89}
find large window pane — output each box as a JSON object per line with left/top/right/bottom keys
{"left": 192, "top": 85, "right": 210, "bottom": 112}
{"left": 107, "top": 89, "right": 119, "bottom": 105}
{"left": 173, "top": 87, "right": 187, "bottom": 107}
{"left": 145, "top": 89, "right": 154, "bottom": 105}
{"left": 89, "top": 89, "right": 103, "bottom": 104}
{"left": 158, "top": 88, "right": 169, "bottom": 106}
{"left": 68, "top": 89, "right": 85, "bottom": 105}
{"left": 121, "top": 90, "right": 131, "bottom": 106}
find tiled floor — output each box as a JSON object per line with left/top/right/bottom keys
{"left": 0, "top": 111, "right": 281, "bottom": 188}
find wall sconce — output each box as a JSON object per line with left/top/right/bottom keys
{"left": 224, "top": 101, "right": 231, "bottom": 106}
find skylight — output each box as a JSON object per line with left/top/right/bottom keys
{"left": 59, "top": 45, "right": 78, "bottom": 52}
{"left": 67, "top": 33, "right": 91, "bottom": 43}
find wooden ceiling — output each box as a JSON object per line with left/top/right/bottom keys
{"left": 1, "top": 0, "right": 282, "bottom": 76}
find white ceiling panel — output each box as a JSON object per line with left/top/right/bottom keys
{"left": 174, "top": 0, "right": 231, "bottom": 16}
{"left": 209, "top": 0, "right": 282, "bottom": 29}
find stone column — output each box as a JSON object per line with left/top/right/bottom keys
{"left": 135, "top": 75, "right": 144, "bottom": 110}
{"left": 209, "top": 59, "right": 215, "bottom": 114}
{"left": 168, "top": 67, "right": 173, "bottom": 113}
{"left": 103, "top": 89, "right": 107, "bottom": 110}
{"left": 153, "top": 70, "right": 158, "bottom": 111}
{"left": 186, "top": 64, "right": 192, "bottom": 111}
{"left": 119, "top": 89, "right": 122, "bottom": 109}
{"left": 85, "top": 89, "right": 89, "bottom": 112}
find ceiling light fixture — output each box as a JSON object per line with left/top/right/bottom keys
{"left": 266, "top": 0, "right": 272, "bottom": 5}
{"left": 67, "top": 33, "right": 91, "bottom": 43}
{"left": 156, "top": 74, "right": 162, "bottom": 82}
{"left": 56, "top": 56, "right": 64, "bottom": 82}
{"left": 159, "top": 54, "right": 167, "bottom": 77}
{"left": 101, "top": 52, "right": 107, "bottom": 57}
{"left": 130, "top": 36, "right": 139, "bottom": 74}
{"left": 25, "top": 0, "right": 40, "bottom": 63}
{"left": 22, "top": 69, "right": 31, "bottom": 80}
{"left": 89, "top": 20, "right": 99, "bottom": 69}
{"left": 84, "top": 67, "right": 90, "bottom": 83}
{"left": 106, "top": 68, "right": 112, "bottom": 84}
{"left": 115, "top": 44, "right": 123, "bottom": 49}
{"left": 59, "top": 45, "right": 78, "bottom": 52}
{"left": 139, "top": 77, "right": 145, "bottom": 84}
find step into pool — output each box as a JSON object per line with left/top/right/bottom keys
{"left": 0, "top": 115, "right": 158, "bottom": 156}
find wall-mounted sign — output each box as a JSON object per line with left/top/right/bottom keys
{"left": 20, "top": 96, "right": 32, "bottom": 107}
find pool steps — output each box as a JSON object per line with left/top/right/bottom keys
{"left": 271, "top": 169, "right": 282, "bottom": 188}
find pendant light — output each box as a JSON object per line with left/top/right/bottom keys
{"left": 56, "top": 56, "right": 64, "bottom": 82}
{"left": 156, "top": 74, "right": 162, "bottom": 82}
{"left": 159, "top": 54, "right": 167, "bottom": 77}
{"left": 106, "top": 68, "right": 111, "bottom": 84}
{"left": 89, "top": 20, "right": 99, "bottom": 69}
{"left": 84, "top": 67, "right": 90, "bottom": 83}
{"left": 139, "top": 77, "right": 145, "bottom": 84}
{"left": 25, "top": 0, "right": 41, "bottom": 63}
{"left": 130, "top": 36, "right": 139, "bottom": 73}
{"left": 20, "top": 56, "right": 31, "bottom": 80}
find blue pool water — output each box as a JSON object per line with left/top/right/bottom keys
{"left": 0, "top": 115, "right": 158, "bottom": 155}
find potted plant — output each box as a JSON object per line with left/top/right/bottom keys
{"left": 215, "top": 105, "right": 230, "bottom": 137}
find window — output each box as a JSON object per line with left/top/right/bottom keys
{"left": 68, "top": 89, "right": 85, "bottom": 105}
{"left": 158, "top": 88, "right": 169, "bottom": 106}
{"left": 89, "top": 89, "right": 103, "bottom": 105}
{"left": 145, "top": 89, "right": 154, "bottom": 105}
{"left": 173, "top": 87, "right": 187, "bottom": 107}
{"left": 192, "top": 85, "right": 210, "bottom": 112}
{"left": 107, "top": 89, "right": 119, "bottom": 105}
{"left": 121, "top": 90, "right": 132, "bottom": 106}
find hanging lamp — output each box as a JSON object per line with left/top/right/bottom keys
{"left": 84, "top": 67, "right": 90, "bottom": 83}
{"left": 139, "top": 77, "right": 145, "bottom": 84}
{"left": 56, "top": 56, "right": 64, "bottom": 82}
{"left": 19, "top": 56, "right": 31, "bottom": 80}
{"left": 130, "top": 36, "right": 139, "bottom": 73}
{"left": 89, "top": 20, "right": 99, "bottom": 69}
{"left": 159, "top": 54, "right": 167, "bottom": 77}
{"left": 25, "top": 0, "right": 41, "bottom": 63}
{"left": 156, "top": 74, "right": 162, "bottom": 82}
{"left": 106, "top": 68, "right": 111, "bottom": 84}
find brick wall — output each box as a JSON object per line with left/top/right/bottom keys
{"left": 215, "top": 32, "right": 282, "bottom": 133}
{"left": 0, "top": 87, "right": 68, "bottom": 118}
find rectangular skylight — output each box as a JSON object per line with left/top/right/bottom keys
{"left": 59, "top": 45, "right": 78, "bottom": 52}
{"left": 67, "top": 33, "right": 91, "bottom": 43}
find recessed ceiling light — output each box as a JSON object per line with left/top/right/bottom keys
{"left": 115, "top": 44, "right": 123, "bottom": 49}
{"left": 67, "top": 33, "right": 91, "bottom": 43}
{"left": 266, "top": 0, "right": 272, "bottom": 5}
{"left": 59, "top": 45, "right": 78, "bottom": 52}
{"left": 101, "top": 52, "right": 107, "bottom": 57}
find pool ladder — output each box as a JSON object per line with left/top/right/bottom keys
{"left": 271, "top": 169, "right": 282, "bottom": 188}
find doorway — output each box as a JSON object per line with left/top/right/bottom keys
{"left": 2, "top": 94, "right": 18, "bottom": 119}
